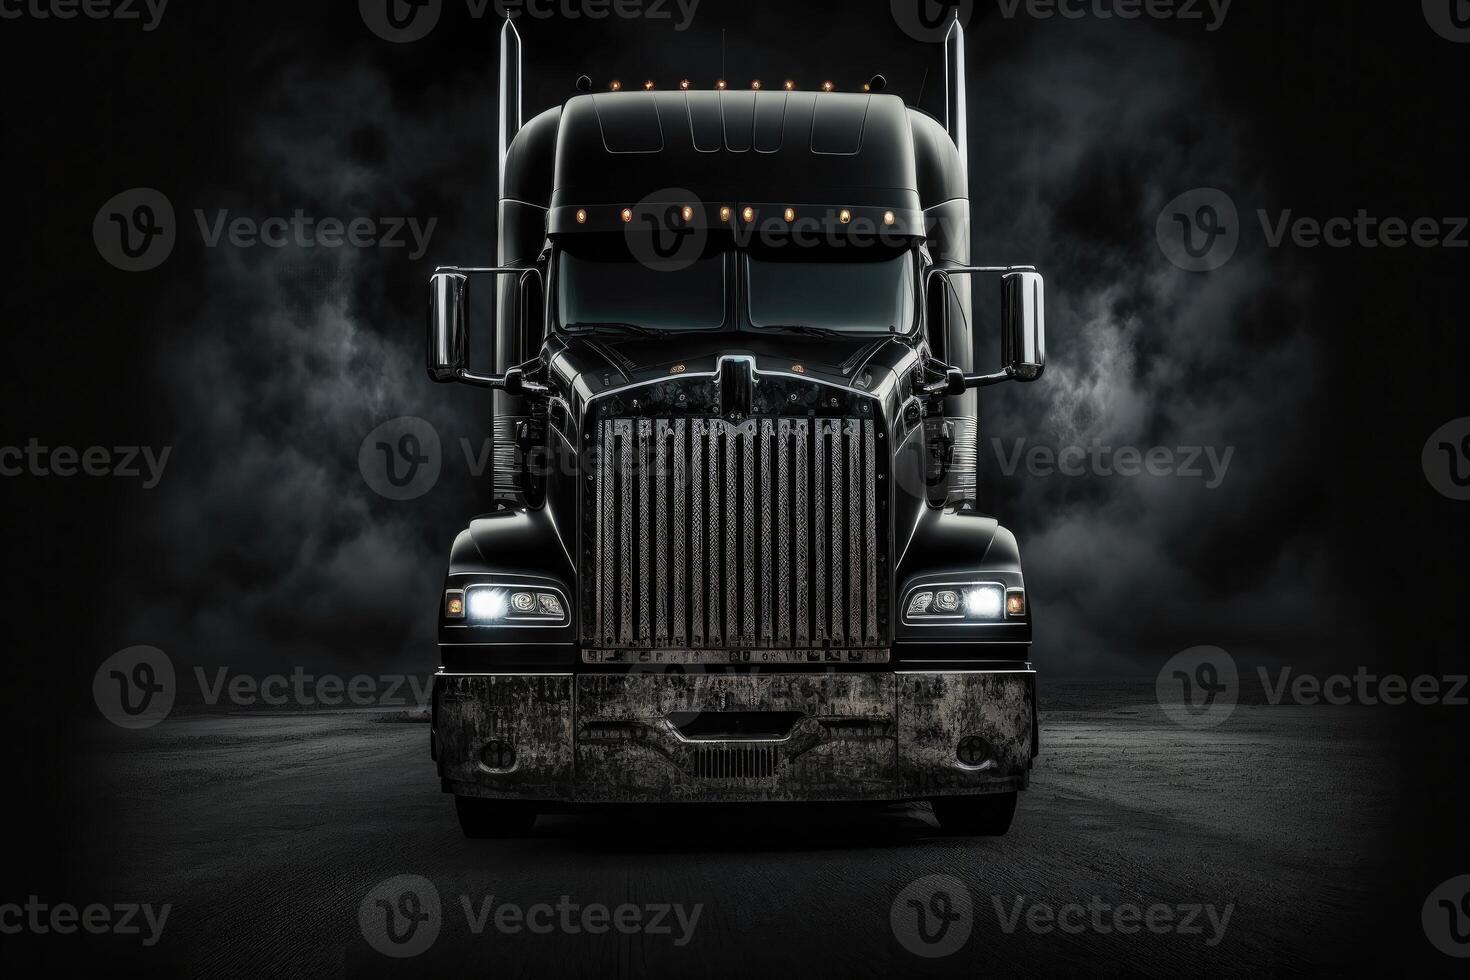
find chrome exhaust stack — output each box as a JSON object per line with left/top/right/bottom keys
{"left": 497, "top": 18, "right": 522, "bottom": 203}
{"left": 943, "top": 10, "right": 968, "bottom": 187}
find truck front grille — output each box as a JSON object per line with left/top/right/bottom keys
{"left": 690, "top": 744, "right": 778, "bottom": 780}
{"left": 583, "top": 416, "right": 888, "bottom": 651}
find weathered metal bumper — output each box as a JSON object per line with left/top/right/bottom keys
{"left": 434, "top": 670, "right": 1035, "bottom": 803}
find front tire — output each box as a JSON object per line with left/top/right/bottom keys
{"left": 454, "top": 796, "right": 536, "bottom": 839}
{"left": 931, "top": 792, "right": 1018, "bottom": 836}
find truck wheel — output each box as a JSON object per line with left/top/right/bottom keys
{"left": 454, "top": 796, "right": 536, "bottom": 839}
{"left": 931, "top": 792, "right": 1018, "bottom": 836}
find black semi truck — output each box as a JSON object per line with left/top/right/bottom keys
{"left": 426, "top": 15, "right": 1047, "bottom": 837}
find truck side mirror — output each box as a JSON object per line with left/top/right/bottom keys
{"left": 923, "top": 266, "right": 1047, "bottom": 392}
{"left": 1001, "top": 270, "right": 1045, "bottom": 382}
{"left": 427, "top": 266, "right": 545, "bottom": 393}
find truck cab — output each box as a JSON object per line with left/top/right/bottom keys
{"left": 427, "top": 17, "right": 1046, "bottom": 837}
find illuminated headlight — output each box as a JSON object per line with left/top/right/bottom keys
{"left": 903, "top": 583, "right": 1022, "bottom": 624}
{"left": 466, "top": 587, "right": 508, "bottom": 623}
{"left": 964, "top": 586, "right": 1004, "bottom": 620}
{"left": 453, "top": 585, "right": 570, "bottom": 626}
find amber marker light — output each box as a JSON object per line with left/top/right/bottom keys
{"left": 643, "top": 80, "right": 655, "bottom": 90}
{"left": 609, "top": 80, "right": 622, "bottom": 91}
{"left": 821, "top": 80, "right": 834, "bottom": 92}
{"left": 883, "top": 210, "right": 896, "bottom": 226}
{"left": 751, "top": 80, "right": 762, "bottom": 90}
{"left": 575, "top": 208, "right": 587, "bottom": 224}
{"left": 838, "top": 208, "right": 852, "bottom": 224}
{"left": 741, "top": 206, "right": 755, "bottom": 222}
{"left": 1006, "top": 591, "right": 1027, "bottom": 617}
{"left": 620, "top": 207, "right": 633, "bottom": 223}
{"left": 720, "top": 206, "right": 732, "bottom": 222}
{"left": 445, "top": 593, "right": 465, "bottom": 618}
{"left": 681, "top": 205, "right": 694, "bottom": 222}
{"left": 783, "top": 207, "right": 796, "bottom": 222}
{"left": 783, "top": 80, "right": 795, "bottom": 91}
{"left": 715, "top": 79, "right": 727, "bottom": 90}
{"left": 679, "top": 79, "right": 690, "bottom": 90}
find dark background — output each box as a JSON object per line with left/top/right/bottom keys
{"left": 3, "top": 0, "right": 1467, "bottom": 974}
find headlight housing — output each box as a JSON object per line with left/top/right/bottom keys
{"left": 903, "top": 582, "right": 1025, "bottom": 625}
{"left": 444, "top": 584, "right": 570, "bottom": 626}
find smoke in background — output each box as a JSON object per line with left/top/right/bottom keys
{"left": 969, "top": 26, "right": 1346, "bottom": 670}
{"left": 106, "top": 8, "right": 1358, "bottom": 674}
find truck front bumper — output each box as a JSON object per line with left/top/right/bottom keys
{"left": 433, "top": 670, "right": 1035, "bottom": 804}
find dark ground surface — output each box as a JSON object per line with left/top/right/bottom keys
{"left": 5, "top": 681, "right": 1462, "bottom": 977}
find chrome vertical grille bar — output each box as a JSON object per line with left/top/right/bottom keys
{"left": 654, "top": 419, "right": 669, "bottom": 646}
{"left": 598, "top": 419, "right": 614, "bottom": 646}
{"left": 759, "top": 420, "right": 774, "bottom": 645}
{"left": 829, "top": 421, "right": 844, "bottom": 643}
{"left": 846, "top": 419, "right": 862, "bottom": 645}
{"left": 776, "top": 419, "right": 790, "bottom": 645}
{"left": 672, "top": 418, "right": 687, "bottom": 647}
{"left": 617, "top": 419, "right": 633, "bottom": 646}
{"left": 707, "top": 422, "right": 722, "bottom": 646}
{"left": 690, "top": 419, "right": 705, "bottom": 648}
{"left": 724, "top": 424, "right": 738, "bottom": 644}
{"left": 637, "top": 419, "right": 652, "bottom": 645}
{"left": 814, "top": 421, "right": 827, "bottom": 643}
{"left": 864, "top": 418, "right": 878, "bottom": 643}
{"left": 741, "top": 422, "right": 755, "bottom": 644}
{"left": 794, "top": 418, "right": 809, "bottom": 645}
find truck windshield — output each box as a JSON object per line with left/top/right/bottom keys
{"left": 746, "top": 250, "right": 916, "bottom": 333}
{"left": 557, "top": 251, "right": 726, "bottom": 332}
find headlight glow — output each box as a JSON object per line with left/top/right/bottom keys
{"left": 466, "top": 588, "right": 508, "bottom": 622}
{"left": 456, "top": 585, "right": 570, "bottom": 626}
{"left": 964, "top": 586, "right": 1004, "bottom": 620}
{"left": 903, "top": 582, "right": 1020, "bottom": 625}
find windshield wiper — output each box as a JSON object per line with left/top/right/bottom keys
{"left": 759, "top": 324, "right": 851, "bottom": 339}
{"left": 565, "top": 321, "right": 672, "bottom": 337}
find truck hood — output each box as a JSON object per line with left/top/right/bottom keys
{"left": 550, "top": 331, "right": 913, "bottom": 395}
